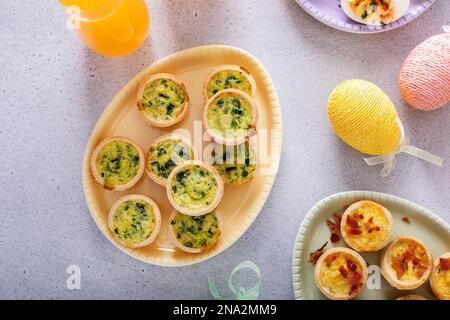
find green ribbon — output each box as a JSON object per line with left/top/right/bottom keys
{"left": 208, "top": 260, "right": 261, "bottom": 300}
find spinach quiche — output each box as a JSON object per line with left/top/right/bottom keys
{"left": 203, "top": 89, "right": 258, "bottom": 145}
{"left": 166, "top": 160, "right": 224, "bottom": 216}
{"left": 430, "top": 252, "right": 450, "bottom": 300}
{"left": 340, "top": 200, "right": 393, "bottom": 253}
{"left": 203, "top": 65, "right": 256, "bottom": 100}
{"left": 314, "top": 247, "right": 368, "bottom": 300}
{"left": 136, "top": 73, "right": 189, "bottom": 127}
{"left": 108, "top": 194, "right": 161, "bottom": 248}
{"left": 91, "top": 137, "right": 144, "bottom": 191}
{"left": 168, "top": 210, "right": 222, "bottom": 253}
{"left": 381, "top": 235, "right": 432, "bottom": 290}
{"left": 209, "top": 142, "right": 256, "bottom": 185}
{"left": 145, "top": 134, "right": 195, "bottom": 186}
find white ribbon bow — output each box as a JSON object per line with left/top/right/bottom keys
{"left": 363, "top": 118, "right": 444, "bottom": 177}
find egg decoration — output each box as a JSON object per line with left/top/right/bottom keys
{"left": 341, "top": 0, "right": 410, "bottom": 26}
{"left": 399, "top": 30, "right": 450, "bottom": 111}
{"left": 327, "top": 79, "right": 444, "bottom": 176}
{"left": 327, "top": 79, "right": 401, "bottom": 156}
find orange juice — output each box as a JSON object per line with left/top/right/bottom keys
{"left": 61, "top": 0, "right": 150, "bottom": 57}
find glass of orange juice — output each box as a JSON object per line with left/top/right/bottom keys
{"left": 60, "top": 0, "right": 150, "bottom": 57}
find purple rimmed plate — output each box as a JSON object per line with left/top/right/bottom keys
{"left": 295, "top": 0, "right": 435, "bottom": 33}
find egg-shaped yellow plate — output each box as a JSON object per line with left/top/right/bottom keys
{"left": 83, "top": 45, "right": 282, "bottom": 266}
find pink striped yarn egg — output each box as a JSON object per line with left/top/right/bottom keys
{"left": 399, "top": 32, "right": 450, "bottom": 111}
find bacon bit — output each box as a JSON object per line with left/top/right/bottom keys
{"left": 308, "top": 242, "right": 328, "bottom": 264}
{"left": 347, "top": 259, "right": 357, "bottom": 271}
{"left": 368, "top": 216, "right": 373, "bottom": 223}
{"left": 349, "top": 271, "right": 362, "bottom": 285}
{"left": 333, "top": 213, "right": 342, "bottom": 228}
{"left": 404, "top": 250, "right": 413, "bottom": 259}
{"left": 402, "top": 217, "right": 411, "bottom": 224}
{"left": 367, "top": 228, "right": 373, "bottom": 233}
{"left": 374, "top": 226, "right": 380, "bottom": 231}
{"left": 350, "top": 229, "right": 362, "bottom": 235}
{"left": 346, "top": 216, "right": 360, "bottom": 229}
{"left": 326, "top": 212, "right": 343, "bottom": 244}
{"left": 330, "top": 233, "right": 340, "bottom": 243}
{"left": 349, "top": 284, "right": 361, "bottom": 295}
{"left": 326, "top": 219, "right": 339, "bottom": 233}
{"left": 439, "top": 258, "right": 450, "bottom": 270}
{"left": 412, "top": 256, "right": 420, "bottom": 265}
{"left": 339, "top": 266, "right": 348, "bottom": 278}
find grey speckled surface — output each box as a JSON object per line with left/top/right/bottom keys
{"left": 0, "top": 0, "right": 449, "bottom": 299}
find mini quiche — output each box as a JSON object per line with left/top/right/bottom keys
{"left": 136, "top": 73, "right": 189, "bottom": 127}
{"left": 203, "top": 65, "right": 256, "bottom": 100}
{"left": 396, "top": 294, "right": 427, "bottom": 300}
{"left": 381, "top": 235, "right": 432, "bottom": 290}
{"left": 166, "top": 160, "right": 224, "bottom": 216}
{"left": 429, "top": 252, "right": 450, "bottom": 300}
{"left": 145, "top": 134, "right": 195, "bottom": 187}
{"left": 314, "top": 247, "right": 368, "bottom": 300}
{"left": 91, "top": 137, "right": 144, "bottom": 191}
{"left": 168, "top": 210, "right": 222, "bottom": 253}
{"left": 209, "top": 142, "right": 256, "bottom": 185}
{"left": 340, "top": 200, "right": 393, "bottom": 253}
{"left": 108, "top": 194, "right": 161, "bottom": 248}
{"left": 203, "top": 89, "right": 258, "bottom": 145}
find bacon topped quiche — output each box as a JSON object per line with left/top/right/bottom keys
{"left": 341, "top": 200, "right": 393, "bottom": 252}
{"left": 203, "top": 89, "right": 258, "bottom": 145}
{"left": 430, "top": 253, "right": 450, "bottom": 300}
{"left": 381, "top": 235, "right": 432, "bottom": 290}
{"left": 91, "top": 137, "right": 144, "bottom": 191}
{"left": 166, "top": 160, "right": 224, "bottom": 216}
{"left": 203, "top": 65, "right": 256, "bottom": 100}
{"left": 137, "top": 73, "right": 189, "bottom": 127}
{"left": 315, "top": 247, "right": 368, "bottom": 300}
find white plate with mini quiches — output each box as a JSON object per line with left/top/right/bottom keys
{"left": 292, "top": 191, "right": 450, "bottom": 300}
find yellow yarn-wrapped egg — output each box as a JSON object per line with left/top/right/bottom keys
{"left": 327, "top": 80, "right": 401, "bottom": 156}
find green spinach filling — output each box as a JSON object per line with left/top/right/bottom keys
{"left": 148, "top": 139, "right": 193, "bottom": 181}
{"left": 207, "top": 69, "right": 252, "bottom": 98}
{"left": 113, "top": 199, "right": 156, "bottom": 246}
{"left": 171, "top": 211, "right": 220, "bottom": 249}
{"left": 211, "top": 142, "right": 256, "bottom": 184}
{"left": 171, "top": 165, "right": 218, "bottom": 210}
{"left": 95, "top": 141, "right": 140, "bottom": 187}
{"left": 207, "top": 93, "right": 255, "bottom": 139}
{"left": 139, "top": 78, "right": 186, "bottom": 121}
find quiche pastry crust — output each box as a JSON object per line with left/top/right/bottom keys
{"left": 136, "top": 73, "right": 189, "bottom": 128}
{"left": 341, "top": 200, "right": 393, "bottom": 253}
{"left": 381, "top": 235, "right": 432, "bottom": 290}
{"left": 90, "top": 136, "right": 145, "bottom": 191}
{"left": 108, "top": 194, "right": 161, "bottom": 249}
{"left": 145, "top": 133, "right": 196, "bottom": 187}
{"left": 166, "top": 160, "right": 224, "bottom": 216}
{"left": 203, "top": 89, "right": 258, "bottom": 146}
{"left": 429, "top": 252, "right": 450, "bottom": 300}
{"left": 203, "top": 65, "right": 256, "bottom": 101}
{"left": 314, "top": 247, "right": 368, "bottom": 300}
{"left": 396, "top": 294, "right": 427, "bottom": 300}
{"left": 168, "top": 209, "right": 222, "bottom": 253}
